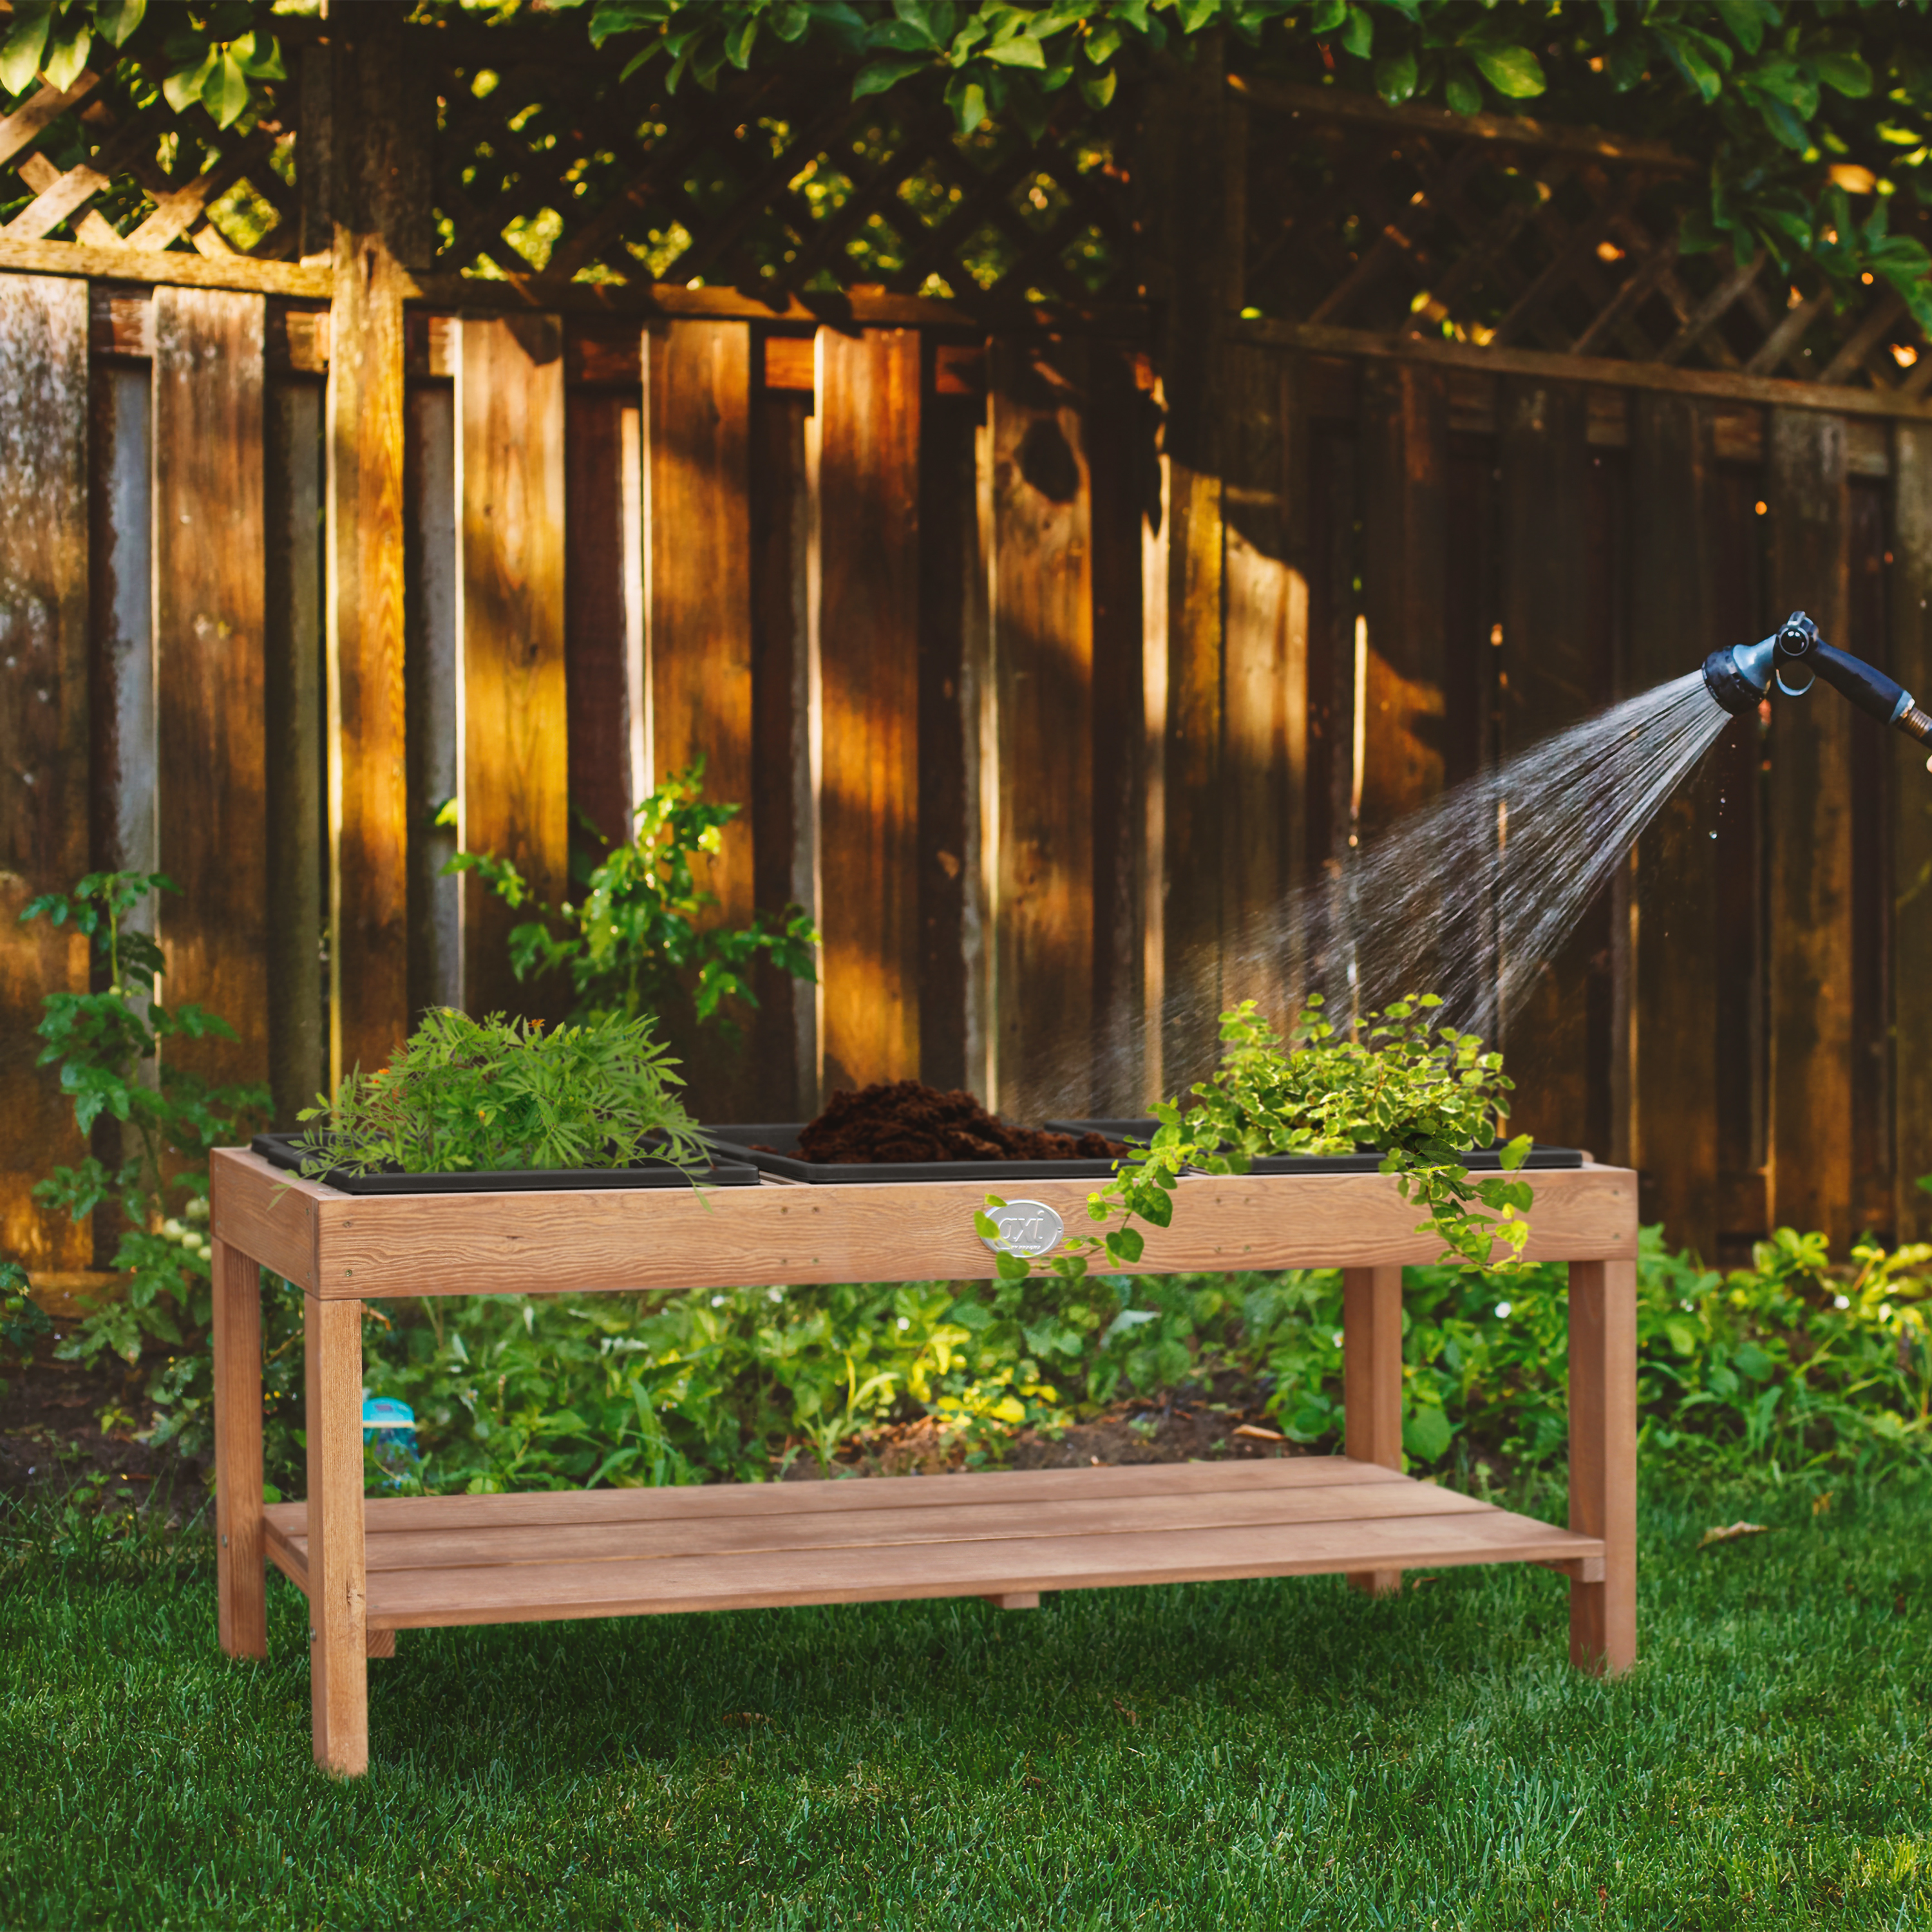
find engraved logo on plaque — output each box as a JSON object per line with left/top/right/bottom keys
{"left": 978, "top": 1199, "right": 1065, "bottom": 1260}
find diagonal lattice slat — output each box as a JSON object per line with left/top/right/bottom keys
{"left": 1238, "top": 75, "right": 1931, "bottom": 394}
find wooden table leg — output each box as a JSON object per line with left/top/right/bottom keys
{"left": 1567, "top": 1258, "right": 1636, "bottom": 1674}
{"left": 305, "top": 1293, "right": 370, "bottom": 1775}
{"left": 213, "top": 1238, "right": 267, "bottom": 1660}
{"left": 1343, "top": 1265, "right": 1404, "bottom": 1596}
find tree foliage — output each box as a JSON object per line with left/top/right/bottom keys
{"left": 8, "top": 2, "right": 1931, "bottom": 323}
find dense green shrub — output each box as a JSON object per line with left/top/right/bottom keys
{"left": 329, "top": 1225, "right": 1932, "bottom": 1497}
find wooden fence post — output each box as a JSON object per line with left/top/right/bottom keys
{"left": 1767, "top": 409, "right": 1853, "bottom": 1247}
{"left": 1628, "top": 393, "right": 1719, "bottom": 1257}
{"left": 325, "top": 21, "right": 430, "bottom": 1083}
{"left": 0, "top": 274, "right": 90, "bottom": 1272}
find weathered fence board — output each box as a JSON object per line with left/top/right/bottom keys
{"left": 815, "top": 326, "right": 922, "bottom": 1097}
{"left": 991, "top": 336, "right": 1095, "bottom": 1120}
{"left": 1496, "top": 378, "right": 1600, "bottom": 1150}
{"left": 153, "top": 286, "right": 269, "bottom": 1101}
{"left": 0, "top": 274, "right": 90, "bottom": 1270}
{"left": 455, "top": 312, "right": 569, "bottom": 1025}
{"left": 1627, "top": 393, "right": 1719, "bottom": 1256}
{"left": 1768, "top": 408, "right": 1855, "bottom": 1248}
{"left": 1895, "top": 424, "right": 1932, "bottom": 1244}
{"left": 265, "top": 379, "right": 325, "bottom": 1124}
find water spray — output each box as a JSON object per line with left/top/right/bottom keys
{"left": 1703, "top": 611, "right": 1932, "bottom": 769}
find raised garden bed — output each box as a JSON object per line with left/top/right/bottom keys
{"left": 209, "top": 1146, "right": 1639, "bottom": 1778}
{"left": 702, "top": 1122, "right": 1124, "bottom": 1185}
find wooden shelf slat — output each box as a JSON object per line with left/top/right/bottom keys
{"left": 258, "top": 1459, "right": 1601, "bottom": 1629}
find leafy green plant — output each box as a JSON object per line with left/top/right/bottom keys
{"left": 19, "top": 873, "right": 269, "bottom": 1440}
{"left": 0, "top": 1259, "right": 50, "bottom": 1394}
{"left": 989, "top": 994, "right": 1533, "bottom": 1292}
{"left": 447, "top": 763, "right": 817, "bottom": 1038}
{"left": 297, "top": 1009, "right": 709, "bottom": 1179}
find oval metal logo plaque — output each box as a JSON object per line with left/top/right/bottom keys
{"left": 978, "top": 1199, "right": 1065, "bottom": 1259}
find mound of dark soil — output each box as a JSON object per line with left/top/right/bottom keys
{"left": 795, "top": 1080, "right": 1124, "bottom": 1165}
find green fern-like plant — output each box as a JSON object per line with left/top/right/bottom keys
{"left": 298, "top": 1009, "right": 709, "bottom": 1179}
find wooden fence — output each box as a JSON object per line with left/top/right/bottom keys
{"left": 1, "top": 19, "right": 1929, "bottom": 1282}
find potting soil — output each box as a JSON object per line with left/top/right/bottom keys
{"left": 791, "top": 1081, "right": 1126, "bottom": 1165}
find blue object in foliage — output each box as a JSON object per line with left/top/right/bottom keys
{"left": 361, "top": 1395, "right": 416, "bottom": 1446}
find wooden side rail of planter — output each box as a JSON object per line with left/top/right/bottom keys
{"left": 208, "top": 1148, "right": 1640, "bottom": 1778}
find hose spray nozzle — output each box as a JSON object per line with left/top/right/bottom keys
{"left": 1703, "top": 610, "right": 1932, "bottom": 767}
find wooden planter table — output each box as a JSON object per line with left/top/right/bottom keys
{"left": 209, "top": 1147, "right": 1640, "bottom": 1777}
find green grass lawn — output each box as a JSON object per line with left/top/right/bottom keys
{"left": 5, "top": 1473, "right": 1932, "bottom": 1930}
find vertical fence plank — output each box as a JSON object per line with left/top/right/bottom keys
{"left": 1087, "top": 343, "right": 1151, "bottom": 1112}
{"left": 1222, "top": 341, "right": 1307, "bottom": 1025}
{"left": 1846, "top": 478, "right": 1893, "bottom": 1237}
{"left": 749, "top": 373, "right": 813, "bottom": 1119}
{"left": 265, "top": 381, "right": 325, "bottom": 1127}
{"left": 645, "top": 318, "right": 755, "bottom": 1114}
{"left": 1767, "top": 408, "right": 1853, "bottom": 1247}
{"left": 1357, "top": 362, "right": 1448, "bottom": 846}
{"left": 1627, "top": 393, "right": 1719, "bottom": 1257}
{"left": 404, "top": 381, "right": 460, "bottom": 1020}
{"left": 455, "top": 313, "right": 569, "bottom": 1025}
{"left": 989, "top": 338, "right": 1094, "bottom": 1120}
{"left": 0, "top": 274, "right": 89, "bottom": 1271}
{"left": 325, "top": 16, "right": 430, "bottom": 1089}
{"left": 815, "top": 327, "right": 921, "bottom": 1094}
{"left": 1497, "top": 376, "right": 1598, "bottom": 1144}
{"left": 1895, "top": 423, "right": 1932, "bottom": 1242}
{"left": 916, "top": 350, "right": 981, "bottom": 1098}
{"left": 647, "top": 319, "right": 753, "bottom": 912}
{"left": 565, "top": 383, "right": 636, "bottom": 857}
{"left": 154, "top": 287, "right": 269, "bottom": 1100}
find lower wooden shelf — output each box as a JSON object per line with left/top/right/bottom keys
{"left": 261, "top": 1456, "right": 1603, "bottom": 1630}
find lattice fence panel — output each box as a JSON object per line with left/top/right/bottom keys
{"left": 1241, "top": 84, "right": 1932, "bottom": 399}
{"left": 428, "top": 38, "right": 1135, "bottom": 307}
{"left": 0, "top": 55, "right": 300, "bottom": 261}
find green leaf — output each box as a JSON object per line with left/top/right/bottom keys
{"left": 1814, "top": 52, "right": 1873, "bottom": 100}
{"left": 983, "top": 31, "right": 1045, "bottom": 69}
{"left": 0, "top": 8, "right": 52, "bottom": 96}
{"left": 1374, "top": 44, "right": 1417, "bottom": 104}
{"left": 1444, "top": 68, "right": 1481, "bottom": 117}
{"left": 973, "top": 1209, "right": 1001, "bottom": 1241}
{"left": 97, "top": 0, "right": 147, "bottom": 50}
{"left": 207, "top": 50, "right": 251, "bottom": 127}
{"left": 43, "top": 25, "right": 91, "bottom": 93}
{"left": 1466, "top": 41, "right": 1545, "bottom": 100}
{"left": 947, "top": 75, "right": 987, "bottom": 130}
{"left": 1309, "top": 0, "right": 1346, "bottom": 32}
{"left": 1710, "top": 0, "right": 1766, "bottom": 57}
{"left": 1079, "top": 68, "right": 1115, "bottom": 108}
{"left": 1403, "top": 1403, "right": 1453, "bottom": 1462}
{"left": 163, "top": 48, "right": 216, "bottom": 113}
{"left": 1341, "top": 3, "right": 1372, "bottom": 58}
{"left": 1656, "top": 28, "right": 1723, "bottom": 104}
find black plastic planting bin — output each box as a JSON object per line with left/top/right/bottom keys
{"left": 1043, "top": 1121, "right": 1585, "bottom": 1175}
{"left": 251, "top": 1131, "right": 759, "bottom": 1195}
{"left": 701, "top": 1122, "right": 1125, "bottom": 1186}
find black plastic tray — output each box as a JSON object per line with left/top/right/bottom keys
{"left": 251, "top": 1131, "right": 759, "bottom": 1196}
{"left": 1043, "top": 1121, "right": 1584, "bottom": 1175}
{"left": 701, "top": 1122, "right": 1127, "bottom": 1186}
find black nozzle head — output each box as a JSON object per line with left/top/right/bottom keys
{"left": 1776, "top": 611, "right": 1819, "bottom": 660}
{"left": 1703, "top": 645, "right": 1768, "bottom": 716}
